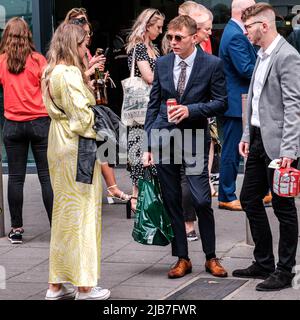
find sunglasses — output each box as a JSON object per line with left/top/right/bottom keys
{"left": 244, "top": 21, "right": 263, "bottom": 31}
{"left": 70, "top": 7, "right": 87, "bottom": 14}
{"left": 70, "top": 17, "right": 88, "bottom": 25}
{"left": 146, "top": 10, "right": 161, "bottom": 25}
{"left": 166, "top": 33, "right": 194, "bottom": 42}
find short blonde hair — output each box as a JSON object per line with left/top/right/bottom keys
{"left": 178, "top": 1, "right": 201, "bottom": 15}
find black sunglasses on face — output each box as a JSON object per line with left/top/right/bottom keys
{"left": 166, "top": 33, "right": 194, "bottom": 42}
{"left": 70, "top": 17, "right": 87, "bottom": 25}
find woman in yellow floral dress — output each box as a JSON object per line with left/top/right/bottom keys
{"left": 42, "top": 23, "right": 110, "bottom": 300}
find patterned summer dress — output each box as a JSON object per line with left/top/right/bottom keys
{"left": 127, "top": 43, "right": 158, "bottom": 185}
{"left": 44, "top": 65, "right": 102, "bottom": 287}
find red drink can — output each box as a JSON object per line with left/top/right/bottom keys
{"left": 167, "top": 98, "right": 177, "bottom": 123}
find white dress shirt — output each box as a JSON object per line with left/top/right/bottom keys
{"left": 251, "top": 34, "right": 282, "bottom": 127}
{"left": 173, "top": 47, "right": 197, "bottom": 91}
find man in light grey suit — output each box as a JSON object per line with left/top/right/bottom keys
{"left": 232, "top": 3, "right": 300, "bottom": 291}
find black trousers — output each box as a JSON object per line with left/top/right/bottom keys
{"left": 240, "top": 127, "right": 298, "bottom": 273}
{"left": 180, "top": 166, "right": 196, "bottom": 222}
{"left": 3, "top": 117, "right": 53, "bottom": 228}
{"left": 156, "top": 134, "right": 216, "bottom": 260}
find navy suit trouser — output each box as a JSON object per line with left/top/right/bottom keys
{"left": 218, "top": 117, "right": 243, "bottom": 202}
{"left": 155, "top": 142, "right": 216, "bottom": 260}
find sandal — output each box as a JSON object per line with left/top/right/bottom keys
{"left": 107, "top": 184, "right": 131, "bottom": 204}
{"left": 126, "top": 197, "right": 137, "bottom": 219}
{"left": 211, "top": 190, "right": 219, "bottom": 197}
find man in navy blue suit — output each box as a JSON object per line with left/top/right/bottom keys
{"left": 143, "top": 15, "right": 228, "bottom": 279}
{"left": 218, "top": 0, "right": 257, "bottom": 211}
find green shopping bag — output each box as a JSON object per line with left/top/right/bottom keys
{"left": 132, "top": 168, "right": 174, "bottom": 246}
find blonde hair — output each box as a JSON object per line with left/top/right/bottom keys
{"left": 161, "top": 33, "right": 172, "bottom": 55}
{"left": 64, "top": 7, "right": 88, "bottom": 23}
{"left": 42, "top": 23, "right": 90, "bottom": 95}
{"left": 179, "top": 1, "right": 213, "bottom": 20}
{"left": 126, "top": 8, "right": 165, "bottom": 54}
{"left": 179, "top": 1, "right": 201, "bottom": 15}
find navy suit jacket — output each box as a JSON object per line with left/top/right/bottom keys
{"left": 144, "top": 48, "right": 227, "bottom": 149}
{"left": 219, "top": 19, "right": 257, "bottom": 117}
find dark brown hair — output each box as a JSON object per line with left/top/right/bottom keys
{"left": 167, "top": 15, "right": 197, "bottom": 35}
{"left": 0, "top": 17, "right": 36, "bottom": 74}
{"left": 241, "top": 2, "right": 276, "bottom": 22}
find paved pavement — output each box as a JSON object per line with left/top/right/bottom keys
{"left": 0, "top": 168, "right": 300, "bottom": 300}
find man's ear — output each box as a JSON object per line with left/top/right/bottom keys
{"left": 192, "top": 33, "right": 198, "bottom": 44}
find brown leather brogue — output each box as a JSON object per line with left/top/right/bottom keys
{"left": 218, "top": 200, "right": 242, "bottom": 211}
{"left": 168, "top": 258, "right": 192, "bottom": 279}
{"left": 205, "top": 258, "right": 228, "bottom": 277}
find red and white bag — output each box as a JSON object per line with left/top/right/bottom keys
{"left": 273, "top": 168, "right": 300, "bottom": 197}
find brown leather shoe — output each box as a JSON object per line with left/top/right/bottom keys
{"left": 205, "top": 258, "right": 228, "bottom": 277}
{"left": 218, "top": 200, "right": 242, "bottom": 211}
{"left": 168, "top": 258, "right": 192, "bottom": 279}
{"left": 263, "top": 192, "right": 272, "bottom": 205}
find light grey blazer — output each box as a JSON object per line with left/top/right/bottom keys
{"left": 242, "top": 37, "right": 300, "bottom": 160}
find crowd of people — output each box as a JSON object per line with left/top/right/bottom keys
{"left": 0, "top": 0, "right": 299, "bottom": 299}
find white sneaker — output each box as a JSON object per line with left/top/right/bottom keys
{"left": 75, "top": 287, "right": 111, "bottom": 300}
{"left": 45, "top": 284, "right": 76, "bottom": 300}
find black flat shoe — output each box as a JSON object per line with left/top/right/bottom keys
{"left": 256, "top": 269, "right": 294, "bottom": 291}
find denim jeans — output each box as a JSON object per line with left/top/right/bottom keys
{"left": 3, "top": 117, "right": 53, "bottom": 228}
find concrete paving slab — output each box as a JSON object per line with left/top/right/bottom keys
{"left": 104, "top": 249, "right": 169, "bottom": 264}
{"left": 111, "top": 284, "right": 173, "bottom": 300}
{"left": 0, "top": 282, "right": 48, "bottom": 300}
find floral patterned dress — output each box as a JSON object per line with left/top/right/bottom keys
{"left": 127, "top": 43, "right": 158, "bottom": 185}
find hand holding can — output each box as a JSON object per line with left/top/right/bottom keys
{"left": 167, "top": 98, "right": 177, "bottom": 123}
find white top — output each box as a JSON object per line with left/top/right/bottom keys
{"left": 173, "top": 47, "right": 197, "bottom": 91}
{"left": 251, "top": 34, "right": 282, "bottom": 127}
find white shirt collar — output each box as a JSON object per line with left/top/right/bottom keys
{"left": 231, "top": 18, "right": 246, "bottom": 33}
{"left": 257, "top": 34, "right": 282, "bottom": 60}
{"left": 175, "top": 47, "right": 197, "bottom": 68}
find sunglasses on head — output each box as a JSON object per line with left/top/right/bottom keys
{"left": 70, "top": 17, "right": 87, "bottom": 25}
{"left": 166, "top": 33, "right": 193, "bottom": 42}
{"left": 71, "top": 7, "right": 87, "bottom": 14}
{"left": 146, "top": 9, "right": 161, "bottom": 25}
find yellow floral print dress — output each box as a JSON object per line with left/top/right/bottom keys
{"left": 44, "top": 65, "right": 101, "bottom": 287}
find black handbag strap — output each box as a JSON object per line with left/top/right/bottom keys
{"left": 47, "top": 86, "right": 66, "bottom": 115}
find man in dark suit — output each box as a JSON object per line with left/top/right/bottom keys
{"left": 143, "top": 15, "right": 228, "bottom": 278}
{"left": 218, "top": 0, "right": 257, "bottom": 211}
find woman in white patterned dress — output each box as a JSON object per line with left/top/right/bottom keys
{"left": 42, "top": 23, "right": 110, "bottom": 300}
